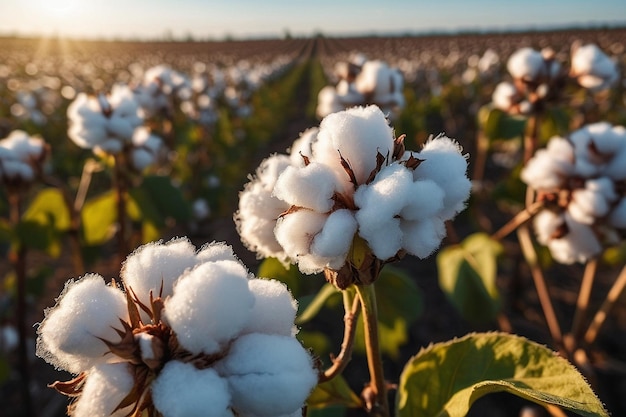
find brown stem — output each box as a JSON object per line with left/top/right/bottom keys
{"left": 491, "top": 200, "right": 544, "bottom": 241}
{"left": 524, "top": 112, "right": 540, "bottom": 164}
{"left": 472, "top": 131, "right": 489, "bottom": 184}
{"left": 319, "top": 292, "right": 360, "bottom": 383}
{"left": 8, "top": 190, "right": 33, "bottom": 417}
{"left": 354, "top": 284, "right": 389, "bottom": 417}
{"left": 570, "top": 258, "right": 598, "bottom": 340}
{"left": 113, "top": 154, "right": 129, "bottom": 264}
{"left": 517, "top": 224, "right": 563, "bottom": 350}
{"left": 584, "top": 264, "right": 626, "bottom": 345}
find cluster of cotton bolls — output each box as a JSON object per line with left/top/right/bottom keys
{"left": 235, "top": 105, "right": 470, "bottom": 287}
{"left": 492, "top": 43, "right": 619, "bottom": 115}
{"left": 36, "top": 237, "right": 317, "bottom": 417}
{"left": 67, "top": 84, "right": 163, "bottom": 172}
{"left": 0, "top": 130, "right": 48, "bottom": 187}
{"left": 521, "top": 122, "right": 626, "bottom": 264}
{"left": 133, "top": 64, "right": 192, "bottom": 118}
{"left": 316, "top": 54, "right": 405, "bottom": 120}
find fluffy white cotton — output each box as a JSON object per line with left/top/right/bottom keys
{"left": 273, "top": 162, "right": 338, "bottom": 212}
{"left": 243, "top": 279, "right": 298, "bottom": 336}
{"left": 412, "top": 137, "right": 471, "bottom": 220}
{"left": 275, "top": 209, "right": 327, "bottom": 262}
{"left": 37, "top": 274, "right": 129, "bottom": 374}
{"left": 571, "top": 43, "right": 619, "bottom": 92}
{"left": 217, "top": 333, "right": 317, "bottom": 417}
{"left": 547, "top": 214, "right": 603, "bottom": 264}
{"left": 196, "top": 241, "right": 237, "bottom": 263}
{"left": 164, "top": 260, "right": 254, "bottom": 355}
{"left": 72, "top": 363, "right": 134, "bottom": 417}
{"left": 130, "top": 127, "right": 162, "bottom": 171}
{"left": 121, "top": 237, "right": 200, "bottom": 308}
{"left": 401, "top": 218, "right": 447, "bottom": 259}
{"left": 492, "top": 81, "right": 518, "bottom": 112}
{"left": 152, "top": 361, "right": 233, "bottom": 417}
{"left": 288, "top": 127, "right": 318, "bottom": 166}
{"left": 507, "top": 47, "right": 546, "bottom": 81}
{"left": 313, "top": 105, "right": 395, "bottom": 189}
{"left": 310, "top": 209, "right": 358, "bottom": 260}
{"left": 521, "top": 136, "right": 574, "bottom": 189}
{"left": 0, "top": 130, "right": 46, "bottom": 183}
{"left": 235, "top": 155, "right": 292, "bottom": 261}
{"left": 533, "top": 210, "right": 564, "bottom": 245}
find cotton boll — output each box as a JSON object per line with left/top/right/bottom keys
{"left": 400, "top": 180, "right": 445, "bottom": 221}
{"left": 121, "top": 238, "right": 199, "bottom": 308}
{"left": 358, "top": 215, "right": 403, "bottom": 261}
{"left": 275, "top": 210, "right": 327, "bottom": 261}
{"left": 37, "top": 274, "right": 129, "bottom": 374}
{"left": 507, "top": 47, "right": 545, "bottom": 82}
{"left": 288, "top": 128, "right": 318, "bottom": 167}
{"left": 273, "top": 163, "right": 338, "bottom": 212}
{"left": 217, "top": 333, "right": 317, "bottom": 417}
{"left": 196, "top": 241, "right": 237, "bottom": 263}
{"left": 568, "top": 186, "right": 610, "bottom": 224}
{"left": 165, "top": 260, "right": 254, "bottom": 355}
{"left": 354, "top": 163, "right": 413, "bottom": 219}
{"left": 152, "top": 361, "right": 233, "bottom": 417}
{"left": 533, "top": 210, "right": 564, "bottom": 245}
{"left": 72, "top": 362, "right": 134, "bottom": 417}
{"left": 316, "top": 86, "right": 343, "bottom": 119}
{"left": 310, "top": 209, "right": 358, "bottom": 259}
{"left": 401, "top": 217, "right": 447, "bottom": 258}
{"left": 244, "top": 279, "right": 297, "bottom": 336}
{"left": 313, "top": 105, "right": 394, "bottom": 189}
{"left": 548, "top": 215, "right": 602, "bottom": 264}
{"left": 492, "top": 82, "right": 517, "bottom": 112}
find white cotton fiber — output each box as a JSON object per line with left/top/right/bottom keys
{"left": 400, "top": 180, "right": 445, "bottom": 221}
{"left": 72, "top": 362, "right": 134, "bottom": 417}
{"left": 609, "top": 198, "right": 626, "bottom": 228}
{"left": 121, "top": 237, "right": 199, "bottom": 307}
{"left": 36, "top": 274, "right": 129, "bottom": 374}
{"left": 314, "top": 105, "right": 394, "bottom": 187}
{"left": 568, "top": 187, "right": 610, "bottom": 225}
{"left": 274, "top": 210, "right": 327, "bottom": 259}
{"left": 164, "top": 260, "right": 254, "bottom": 355}
{"left": 533, "top": 210, "right": 563, "bottom": 245}
{"left": 196, "top": 241, "right": 237, "bottom": 263}
{"left": 152, "top": 361, "right": 233, "bottom": 417}
{"left": 358, "top": 215, "right": 402, "bottom": 261}
{"left": 217, "top": 333, "right": 317, "bottom": 417}
{"left": 507, "top": 47, "right": 545, "bottom": 81}
{"left": 547, "top": 215, "right": 602, "bottom": 264}
{"left": 273, "top": 163, "right": 337, "bottom": 212}
{"left": 288, "top": 128, "right": 319, "bottom": 166}
{"left": 401, "top": 218, "right": 447, "bottom": 259}
{"left": 243, "top": 279, "right": 297, "bottom": 336}
{"left": 310, "top": 209, "right": 358, "bottom": 259}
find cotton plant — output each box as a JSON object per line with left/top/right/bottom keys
{"left": 236, "top": 105, "right": 470, "bottom": 288}
{"left": 133, "top": 65, "right": 191, "bottom": 118}
{"left": 0, "top": 129, "right": 48, "bottom": 188}
{"left": 317, "top": 56, "right": 405, "bottom": 120}
{"left": 521, "top": 122, "right": 626, "bottom": 264}
{"left": 36, "top": 237, "right": 317, "bottom": 417}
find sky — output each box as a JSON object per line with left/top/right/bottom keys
{"left": 1, "top": 0, "right": 625, "bottom": 40}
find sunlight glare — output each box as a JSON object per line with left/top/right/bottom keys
{"left": 41, "top": 0, "right": 80, "bottom": 17}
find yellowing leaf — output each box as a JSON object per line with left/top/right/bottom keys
{"left": 396, "top": 332, "right": 609, "bottom": 417}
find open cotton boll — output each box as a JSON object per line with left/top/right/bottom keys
{"left": 310, "top": 209, "right": 358, "bottom": 259}
{"left": 272, "top": 163, "right": 338, "bottom": 213}
{"left": 72, "top": 362, "right": 134, "bottom": 417}
{"left": 217, "top": 333, "right": 317, "bottom": 417}
{"left": 36, "top": 274, "right": 129, "bottom": 374}
{"left": 400, "top": 180, "right": 445, "bottom": 221}
{"left": 275, "top": 210, "right": 327, "bottom": 261}
{"left": 243, "top": 279, "right": 298, "bottom": 336}
{"left": 152, "top": 361, "right": 233, "bottom": 417}
{"left": 313, "top": 105, "right": 394, "bottom": 187}
{"left": 533, "top": 210, "right": 563, "bottom": 245}
{"left": 401, "top": 217, "right": 447, "bottom": 259}
{"left": 121, "top": 238, "right": 199, "bottom": 308}
{"left": 492, "top": 81, "right": 518, "bottom": 112}
{"left": 547, "top": 215, "right": 602, "bottom": 264}
{"left": 196, "top": 241, "right": 237, "bottom": 263}
{"left": 507, "top": 47, "right": 545, "bottom": 81}
{"left": 288, "top": 127, "right": 318, "bottom": 167}
{"left": 164, "top": 260, "right": 254, "bottom": 355}
{"left": 567, "top": 187, "right": 610, "bottom": 225}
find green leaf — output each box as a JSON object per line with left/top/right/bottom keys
{"left": 297, "top": 330, "right": 332, "bottom": 360}
{"left": 139, "top": 175, "right": 191, "bottom": 223}
{"left": 395, "top": 332, "right": 609, "bottom": 417}
{"left": 352, "top": 267, "right": 423, "bottom": 359}
{"left": 81, "top": 190, "right": 117, "bottom": 245}
{"left": 296, "top": 283, "right": 340, "bottom": 325}
{"left": 307, "top": 374, "right": 362, "bottom": 410}
{"left": 22, "top": 188, "right": 71, "bottom": 231}
{"left": 257, "top": 257, "right": 303, "bottom": 297}
{"left": 478, "top": 104, "right": 526, "bottom": 141}
{"left": 437, "top": 233, "right": 502, "bottom": 323}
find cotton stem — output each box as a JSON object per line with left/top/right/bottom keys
{"left": 491, "top": 200, "right": 544, "bottom": 241}
{"left": 113, "top": 154, "right": 129, "bottom": 264}
{"left": 570, "top": 258, "right": 598, "bottom": 340}
{"left": 354, "top": 284, "right": 389, "bottom": 417}
{"left": 584, "top": 264, "right": 626, "bottom": 345}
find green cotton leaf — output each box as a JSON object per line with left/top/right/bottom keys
{"left": 15, "top": 220, "right": 54, "bottom": 252}
{"left": 81, "top": 190, "right": 117, "bottom": 246}
{"left": 375, "top": 266, "right": 423, "bottom": 327}
{"left": 395, "top": 332, "right": 609, "bottom": 417}
{"left": 22, "top": 188, "right": 71, "bottom": 232}
{"left": 256, "top": 257, "right": 303, "bottom": 297}
{"left": 296, "top": 283, "right": 340, "bottom": 325}
{"left": 297, "top": 330, "right": 332, "bottom": 360}
{"left": 307, "top": 374, "right": 362, "bottom": 410}
{"left": 437, "top": 233, "right": 502, "bottom": 323}
{"left": 139, "top": 175, "right": 191, "bottom": 223}
{"left": 478, "top": 104, "right": 527, "bottom": 141}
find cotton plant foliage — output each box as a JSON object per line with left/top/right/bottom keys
{"left": 235, "top": 105, "right": 471, "bottom": 287}
{"left": 36, "top": 238, "right": 316, "bottom": 417}
{"left": 521, "top": 122, "right": 626, "bottom": 264}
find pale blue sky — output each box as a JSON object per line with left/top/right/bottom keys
{"left": 1, "top": 0, "right": 625, "bottom": 40}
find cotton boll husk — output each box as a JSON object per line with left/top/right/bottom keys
{"left": 288, "top": 128, "right": 318, "bottom": 167}
{"left": 411, "top": 137, "right": 471, "bottom": 220}
{"left": 121, "top": 237, "right": 199, "bottom": 308}
{"left": 37, "top": 274, "right": 129, "bottom": 374}
{"left": 533, "top": 210, "right": 563, "bottom": 245}
{"left": 274, "top": 210, "right": 327, "bottom": 260}
{"left": 217, "top": 333, "right": 316, "bottom": 417}
{"left": 71, "top": 362, "right": 134, "bottom": 417}
{"left": 273, "top": 163, "right": 338, "bottom": 212}
{"left": 401, "top": 217, "right": 447, "bottom": 259}
{"left": 310, "top": 209, "right": 358, "bottom": 259}
{"left": 152, "top": 361, "right": 233, "bottom": 417}
{"left": 243, "top": 279, "right": 297, "bottom": 336}
{"left": 165, "top": 260, "right": 254, "bottom": 355}
{"left": 313, "top": 105, "right": 394, "bottom": 189}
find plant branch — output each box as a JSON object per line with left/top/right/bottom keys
{"left": 570, "top": 258, "right": 598, "bottom": 340}
{"left": 491, "top": 200, "right": 544, "bottom": 241}
{"left": 584, "top": 264, "right": 626, "bottom": 345}
{"left": 354, "top": 284, "right": 389, "bottom": 417}
{"left": 113, "top": 154, "right": 129, "bottom": 264}
{"left": 319, "top": 291, "right": 360, "bottom": 383}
